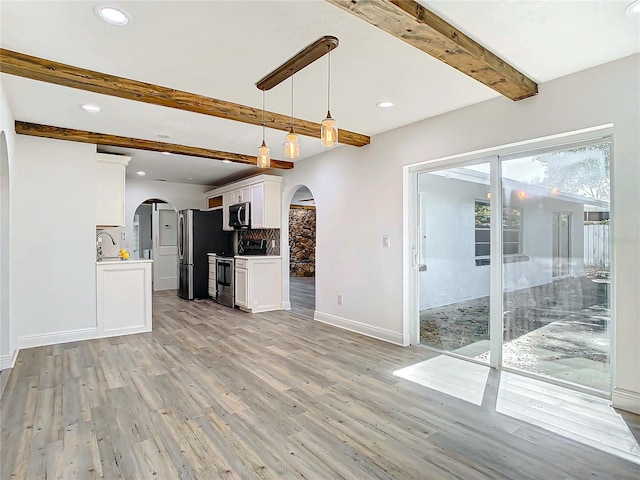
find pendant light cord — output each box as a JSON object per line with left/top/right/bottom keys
{"left": 327, "top": 49, "right": 331, "bottom": 112}
{"left": 262, "top": 89, "right": 266, "bottom": 143}
{"left": 291, "top": 75, "right": 294, "bottom": 129}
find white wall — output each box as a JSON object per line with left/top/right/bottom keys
{"left": 12, "top": 136, "right": 98, "bottom": 345}
{"left": 279, "top": 54, "right": 640, "bottom": 412}
{"left": 123, "top": 178, "right": 210, "bottom": 252}
{"left": 0, "top": 82, "right": 16, "bottom": 368}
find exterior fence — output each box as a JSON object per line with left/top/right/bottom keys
{"left": 584, "top": 223, "right": 610, "bottom": 269}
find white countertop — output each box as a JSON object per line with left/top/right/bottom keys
{"left": 97, "top": 258, "right": 153, "bottom": 265}
{"left": 235, "top": 255, "right": 281, "bottom": 259}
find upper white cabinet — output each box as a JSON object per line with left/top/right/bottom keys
{"left": 205, "top": 174, "right": 282, "bottom": 231}
{"left": 96, "top": 153, "right": 130, "bottom": 226}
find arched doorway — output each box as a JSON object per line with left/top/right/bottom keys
{"left": 133, "top": 199, "right": 178, "bottom": 291}
{"left": 0, "top": 132, "right": 10, "bottom": 363}
{"left": 288, "top": 186, "right": 316, "bottom": 318}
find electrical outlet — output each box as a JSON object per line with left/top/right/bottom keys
{"left": 271, "top": 239, "right": 276, "bottom": 248}
{"left": 383, "top": 235, "right": 390, "bottom": 248}
{"left": 337, "top": 294, "right": 343, "bottom": 305}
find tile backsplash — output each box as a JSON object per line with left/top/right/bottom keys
{"left": 238, "top": 229, "right": 280, "bottom": 255}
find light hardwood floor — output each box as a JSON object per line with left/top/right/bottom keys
{"left": 1, "top": 292, "right": 639, "bottom": 479}
{"left": 289, "top": 276, "right": 315, "bottom": 319}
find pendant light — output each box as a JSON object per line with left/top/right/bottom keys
{"left": 257, "top": 90, "right": 271, "bottom": 168}
{"left": 321, "top": 49, "right": 338, "bottom": 147}
{"left": 284, "top": 74, "right": 300, "bottom": 159}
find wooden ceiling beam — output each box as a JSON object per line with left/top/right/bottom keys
{"left": 14, "top": 121, "right": 294, "bottom": 169}
{"left": 325, "top": 0, "right": 537, "bottom": 101}
{"left": 1, "top": 48, "right": 370, "bottom": 147}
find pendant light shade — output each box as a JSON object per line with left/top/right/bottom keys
{"left": 284, "top": 75, "right": 300, "bottom": 159}
{"left": 257, "top": 90, "right": 271, "bottom": 168}
{"left": 285, "top": 128, "right": 299, "bottom": 159}
{"left": 321, "top": 49, "right": 338, "bottom": 147}
{"left": 257, "top": 140, "right": 270, "bottom": 168}
{"left": 321, "top": 112, "right": 337, "bottom": 147}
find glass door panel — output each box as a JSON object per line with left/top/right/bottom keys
{"left": 500, "top": 142, "right": 611, "bottom": 391}
{"left": 417, "top": 162, "right": 492, "bottom": 363}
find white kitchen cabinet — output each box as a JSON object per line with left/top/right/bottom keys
{"left": 234, "top": 256, "right": 281, "bottom": 313}
{"left": 235, "top": 261, "right": 249, "bottom": 308}
{"left": 231, "top": 186, "right": 251, "bottom": 204}
{"left": 204, "top": 175, "right": 282, "bottom": 230}
{"left": 208, "top": 254, "right": 217, "bottom": 299}
{"left": 96, "top": 153, "right": 130, "bottom": 227}
{"left": 222, "top": 191, "right": 234, "bottom": 231}
{"left": 96, "top": 259, "right": 152, "bottom": 337}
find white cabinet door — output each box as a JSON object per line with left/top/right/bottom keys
{"left": 222, "top": 191, "right": 234, "bottom": 231}
{"left": 235, "top": 267, "right": 249, "bottom": 308}
{"left": 251, "top": 183, "right": 264, "bottom": 228}
{"left": 231, "top": 187, "right": 251, "bottom": 204}
{"left": 96, "top": 153, "right": 130, "bottom": 226}
{"left": 208, "top": 255, "right": 216, "bottom": 298}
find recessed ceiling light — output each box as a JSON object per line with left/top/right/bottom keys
{"left": 376, "top": 101, "right": 394, "bottom": 108}
{"left": 161, "top": 151, "right": 171, "bottom": 156}
{"left": 95, "top": 6, "right": 131, "bottom": 25}
{"left": 625, "top": 0, "right": 640, "bottom": 14}
{"left": 136, "top": 171, "right": 146, "bottom": 176}
{"left": 80, "top": 103, "right": 101, "bottom": 113}
{"left": 187, "top": 177, "right": 194, "bottom": 180}
{"left": 157, "top": 134, "right": 170, "bottom": 139}
{"left": 222, "top": 160, "right": 232, "bottom": 164}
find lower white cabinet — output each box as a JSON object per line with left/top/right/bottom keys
{"left": 234, "top": 256, "right": 281, "bottom": 313}
{"left": 96, "top": 259, "right": 152, "bottom": 337}
{"left": 208, "top": 254, "right": 217, "bottom": 299}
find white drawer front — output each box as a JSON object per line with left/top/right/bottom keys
{"left": 235, "top": 258, "right": 248, "bottom": 269}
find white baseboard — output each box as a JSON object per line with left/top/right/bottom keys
{"left": 612, "top": 387, "right": 640, "bottom": 415}
{"left": 0, "top": 348, "right": 18, "bottom": 370}
{"left": 18, "top": 327, "right": 98, "bottom": 350}
{"left": 314, "top": 311, "right": 404, "bottom": 346}
{"left": 282, "top": 301, "right": 292, "bottom": 311}
{"left": 102, "top": 326, "right": 151, "bottom": 338}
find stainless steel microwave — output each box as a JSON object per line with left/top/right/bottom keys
{"left": 229, "top": 202, "right": 251, "bottom": 229}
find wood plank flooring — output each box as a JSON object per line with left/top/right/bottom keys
{"left": 1, "top": 291, "right": 639, "bottom": 479}
{"left": 289, "top": 276, "right": 315, "bottom": 319}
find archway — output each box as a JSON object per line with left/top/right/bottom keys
{"left": 288, "top": 186, "right": 316, "bottom": 318}
{"left": 133, "top": 199, "right": 178, "bottom": 291}
{"left": 0, "top": 132, "right": 10, "bottom": 364}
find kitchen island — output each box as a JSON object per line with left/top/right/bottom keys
{"left": 96, "top": 259, "right": 153, "bottom": 338}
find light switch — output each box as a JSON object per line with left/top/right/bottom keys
{"left": 383, "top": 235, "right": 390, "bottom": 248}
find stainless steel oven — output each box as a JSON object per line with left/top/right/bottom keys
{"left": 215, "top": 256, "right": 235, "bottom": 308}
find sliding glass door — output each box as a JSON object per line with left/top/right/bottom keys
{"left": 416, "top": 139, "right": 612, "bottom": 392}
{"left": 417, "top": 160, "right": 492, "bottom": 364}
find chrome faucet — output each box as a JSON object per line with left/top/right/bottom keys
{"left": 96, "top": 231, "right": 116, "bottom": 260}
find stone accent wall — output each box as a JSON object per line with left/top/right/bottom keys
{"left": 289, "top": 206, "right": 316, "bottom": 277}
{"left": 237, "top": 228, "right": 280, "bottom": 255}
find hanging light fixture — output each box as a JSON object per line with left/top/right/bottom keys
{"left": 257, "top": 90, "right": 271, "bottom": 168}
{"left": 284, "top": 74, "right": 300, "bottom": 159}
{"left": 321, "top": 49, "right": 338, "bottom": 147}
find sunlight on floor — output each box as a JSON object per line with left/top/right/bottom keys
{"left": 496, "top": 371, "right": 640, "bottom": 465}
{"left": 393, "top": 355, "right": 639, "bottom": 465}
{"left": 393, "top": 355, "right": 490, "bottom": 406}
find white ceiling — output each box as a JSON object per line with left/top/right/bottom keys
{"left": 1, "top": 0, "right": 638, "bottom": 187}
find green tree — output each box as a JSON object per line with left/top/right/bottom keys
{"left": 532, "top": 143, "right": 610, "bottom": 201}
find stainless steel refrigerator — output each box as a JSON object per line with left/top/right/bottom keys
{"left": 177, "top": 209, "right": 234, "bottom": 299}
